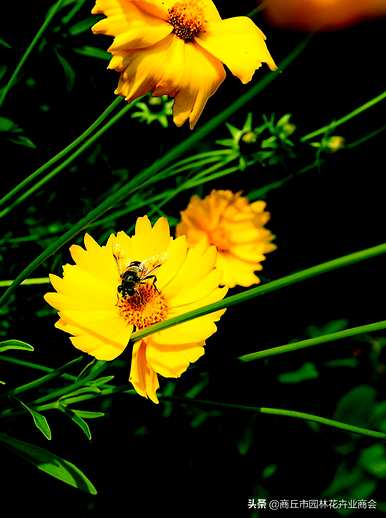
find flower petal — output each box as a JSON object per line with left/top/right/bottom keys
{"left": 53, "top": 307, "right": 133, "bottom": 360}
{"left": 146, "top": 339, "right": 205, "bottom": 378}
{"left": 69, "top": 233, "right": 118, "bottom": 285}
{"left": 216, "top": 252, "right": 260, "bottom": 288}
{"left": 162, "top": 240, "right": 217, "bottom": 300}
{"left": 152, "top": 314, "right": 219, "bottom": 345}
{"left": 130, "top": 216, "right": 172, "bottom": 260}
{"left": 93, "top": 1, "right": 172, "bottom": 53}
{"left": 156, "top": 236, "right": 188, "bottom": 291}
{"left": 132, "top": 0, "right": 172, "bottom": 20}
{"left": 173, "top": 42, "right": 225, "bottom": 129}
{"left": 115, "top": 35, "right": 185, "bottom": 104}
{"left": 196, "top": 17, "right": 277, "bottom": 84}
{"left": 130, "top": 340, "right": 160, "bottom": 403}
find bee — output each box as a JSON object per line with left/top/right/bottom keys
{"left": 113, "top": 245, "right": 164, "bottom": 299}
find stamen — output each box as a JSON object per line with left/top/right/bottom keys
{"left": 168, "top": 1, "right": 206, "bottom": 42}
{"left": 118, "top": 283, "right": 168, "bottom": 330}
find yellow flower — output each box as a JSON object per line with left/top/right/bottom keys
{"left": 176, "top": 190, "right": 276, "bottom": 288}
{"left": 92, "top": 0, "right": 277, "bottom": 129}
{"left": 44, "top": 216, "right": 227, "bottom": 403}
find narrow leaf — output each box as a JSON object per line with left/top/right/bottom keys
{"left": 0, "top": 340, "right": 34, "bottom": 353}
{"left": 0, "top": 432, "right": 97, "bottom": 494}
{"left": 18, "top": 400, "right": 52, "bottom": 440}
{"left": 71, "top": 410, "right": 105, "bottom": 419}
{"left": 60, "top": 407, "right": 92, "bottom": 440}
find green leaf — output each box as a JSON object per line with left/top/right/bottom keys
{"left": 62, "top": 408, "right": 92, "bottom": 440}
{"left": 54, "top": 50, "right": 75, "bottom": 91}
{"left": 335, "top": 385, "right": 376, "bottom": 426}
{"left": 0, "top": 339, "right": 34, "bottom": 353}
{"left": 0, "top": 37, "right": 11, "bottom": 49}
{"left": 278, "top": 362, "right": 319, "bottom": 383}
{"left": 0, "top": 432, "right": 97, "bottom": 494}
{"left": 68, "top": 17, "right": 95, "bottom": 36}
{"left": 18, "top": 400, "right": 52, "bottom": 440}
{"left": 0, "top": 117, "right": 36, "bottom": 148}
{"left": 91, "top": 375, "right": 115, "bottom": 387}
{"left": 360, "top": 444, "right": 386, "bottom": 479}
{"left": 73, "top": 45, "right": 110, "bottom": 60}
{"left": 262, "top": 464, "right": 277, "bottom": 480}
{"left": 59, "top": 386, "right": 101, "bottom": 401}
{"left": 71, "top": 410, "right": 105, "bottom": 419}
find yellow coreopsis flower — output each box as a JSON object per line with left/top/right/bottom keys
{"left": 44, "top": 216, "right": 227, "bottom": 403}
{"left": 176, "top": 190, "right": 276, "bottom": 288}
{"left": 92, "top": 0, "right": 277, "bottom": 129}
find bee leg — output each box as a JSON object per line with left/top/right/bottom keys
{"left": 146, "top": 275, "right": 159, "bottom": 293}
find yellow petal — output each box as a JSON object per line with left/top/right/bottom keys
{"left": 216, "top": 252, "right": 260, "bottom": 288}
{"left": 115, "top": 35, "right": 185, "bottom": 105}
{"left": 168, "top": 269, "right": 222, "bottom": 307}
{"left": 93, "top": 1, "right": 172, "bottom": 53}
{"left": 196, "top": 17, "right": 277, "bottom": 84}
{"left": 69, "top": 235, "right": 118, "bottom": 284}
{"left": 57, "top": 265, "right": 116, "bottom": 308}
{"left": 130, "top": 216, "right": 172, "bottom": 260}
{"left": 146, "top": 339, "right": 205, "bottom": 378}
{"left": 130, "top": 340, "right": 160, "bottom": 403}
{"left": 162, "top": 240, "right": 217, "bottom": 300}
{"left": 152, "top": 315, "right": 218, "bottom": 345}
{"left": 173, "top": 42, "right": 225, "bottom": 129}
{"left": 70, "top": 334, "right": 127, "bottom": 360}
{"left": 59, "top": 308, "right": 133, "bottom": 352}
{"left": 132, "top": 0, "right": 172, "bottom": 20}
{"left": 156, "top": 236, "right": 188, "bottom": 291}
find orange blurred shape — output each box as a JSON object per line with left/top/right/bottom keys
{"left": 264, "top": 0, "right": 386, "bottom": 30}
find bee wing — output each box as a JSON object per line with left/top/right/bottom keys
{"left": 141, "top": 252, "right": 168, "bottom": 275}
{"left": 112, "top": 243, "right": 131, "bottom": 275}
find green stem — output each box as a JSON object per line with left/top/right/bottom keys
{"left": 31, "top": 361, "right": 109, "bottom": 405}
{"left": 131, "top": 243, "right": 386, "bottom": 342}
{"left": 239, "top": 320, "right": 386, "bottom": 362}
{"left": 0, "top": 0, "right": 66, "bottom": 107}
{"left": 62, "top": 0, "right": 88, "bottom": 25}
{"left": 301, "top": 90, "right": 386, "bottom": 142}
{"left": 0, "top": 277, "right": 49, "bottom": 288}
{"left": 0, "top": 100, "right": 130, "bottom": 217}
{"left": 0, "top": 98, "right": 121, "bottom": 210}
{"left": 0, "top": 354, "right": 76, "bottom": 380}
{"left": 0, "top": 39, "right": 309, "bottom": 307}
{"left": 347, "top": 123, "right": 386, "bottom": 149}
{"left": 4, "top": 357, "right": 83, "bottom": 398}
{"left": 167, "top": 397, "right": 386, "bottom": 440}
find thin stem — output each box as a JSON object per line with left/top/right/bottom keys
{"left": 0, "top": 0, "right": 66, "bottom": 107}
{"left": 347, "top": 123, "right": 386, "bottom": 149}
{"left": 62, "top": 0, "right": 88, "bottom": 25}
{"left": 301, "top": 90, "right": 386, "bottom": 142}
{"left": 0, "top": 355, "right": 76, "bottom": 380}
{"left": 4, "top": 357, "right": 83, "bottom": 398}
{"left": 131, "top": 243, "right": 386, "bottom": 342}
{"left": 0, "top": 39, "right": 309, "bottom": 307}
{"left": 239, "top": 320, "right": 386, "bottom": 362}
{"left": 0, "top": 277, "right": 49, "bottom": 288}
{"left": 0, "top": 100, "right": 129, "bottom": 217}
{"left": 166, "top": 397, "right": 386, "bottom": 440}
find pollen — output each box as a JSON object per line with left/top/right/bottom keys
{"left": 168, "top": 1, "right": 206, "bottom": 42}
{"left": 117, "top": 283, "right": 168, "bottom": 330}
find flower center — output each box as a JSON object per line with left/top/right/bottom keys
{"left": 209, "top": 227, "right": 231, "bottom": 252}
{"left": 168, "top": 1, "right": 205, "bottom": 42}
{"left": 118, "top": 282, "right": 168, "bottom": 330}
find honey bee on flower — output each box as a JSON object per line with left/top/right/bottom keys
{"left": 92, "top": 0, "right": 277, "bottom": 128}
{"left": 45, "top": 216, "right": 227, "bottom": 403}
